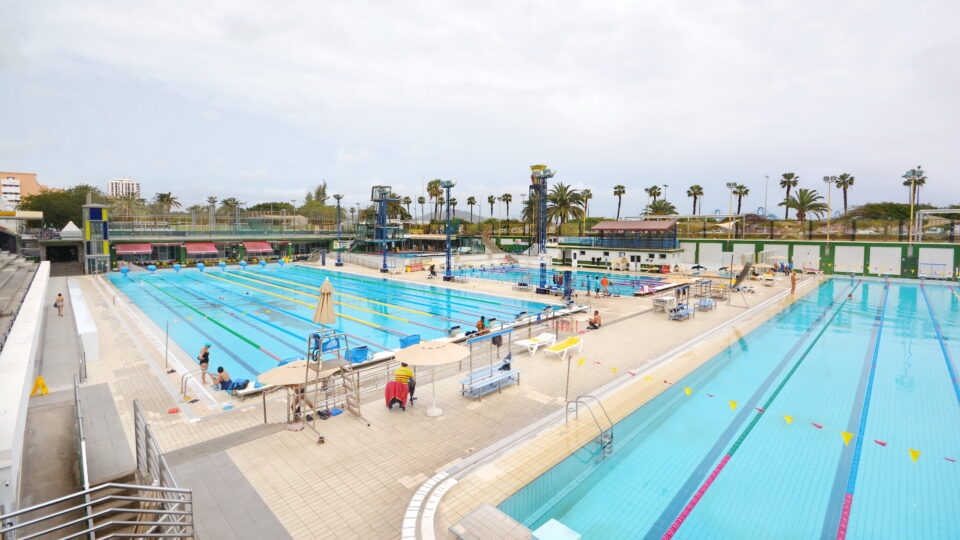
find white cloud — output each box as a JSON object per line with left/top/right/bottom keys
{"left": 3, "top": 0, "right": 959, "bottom": 215}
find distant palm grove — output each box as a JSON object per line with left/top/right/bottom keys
{"left": 18, "top": 168, "right": 952, "bottom": 238}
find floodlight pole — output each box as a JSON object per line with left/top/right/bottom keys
{"left": 334, "top": 194, "right": 344, "bottom": 266}
{"left": 823, "top": 176, "right": 836, "bottom": 244}
{"left": 441, "top": 180, "right": 456, "bottom": 281}
{"left": 530, "top": 165, "right": 554, "bottom": 294}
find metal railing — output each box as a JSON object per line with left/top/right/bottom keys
{"left": 558, "top": 236, "right": 680, "bottom": 250}
{"left": 0, "top": 399, "right": 193, "bottom": 539}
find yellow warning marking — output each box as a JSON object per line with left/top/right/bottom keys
{"left": 31, "top": 376, "right": 49, "bottom": 396}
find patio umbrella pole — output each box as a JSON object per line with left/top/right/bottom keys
{"left": 427, "top": 368, "right": 442, "bottom": 417}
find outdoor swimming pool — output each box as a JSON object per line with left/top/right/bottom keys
{"left": 457, "top": 265, "right": 669, "bottom": 296}
{"left": 107, "top": 264, "right": 553, "bottom": 382}
{"left": 500, "top": 279, "right": 960, "bottom": 538}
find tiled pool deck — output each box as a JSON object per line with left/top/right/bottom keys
{"left": 77, "top": 263, "right": 809, "bottom": 539}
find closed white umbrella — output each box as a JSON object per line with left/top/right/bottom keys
{"left": 313, "top": 278, "right": 337, "bottom": 326}
{"left": 395, "top": 340, "right": 470, "bottom": 417}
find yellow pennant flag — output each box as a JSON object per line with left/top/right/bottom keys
{"left": 577, "top": 358, "right": 586, "bottom": 367}
{"left": 684, "top": 388, "right": 692, "bottom": 396}
{"left": 642, "top": 377, "right": 653, "bottom": 381}
{"left": 729, "top": 400, "right": 738, "bottom": 411}
{"left": 909, "top": 449, "right": 921, "bottom": 463}
{"left": 841, "top": 432, "right": 854, "bottom": 446}
{"left": 612, "top": 367, "right": 618, "bottom": 375}
{"left": 784, "top": 415, "right": 793, "bottom": 424}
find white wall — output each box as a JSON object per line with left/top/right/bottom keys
{"left": 0, "top": 262, "right": 49, "bottom": 512}
{"left": 68, "top": 278, "right": 98, "bottom": 365}
{"left": 793, "top": 245, "right": 821, "bottom": 269}
{"left": 918, "top": 248, "right": 954, "bottom": 278}
{"left": 679, "top": 242, "right": 697, "bottom": 264}
{"left": 869, "top": 246, "right": 902, "bottom": 275}
{"left": 834, "top": 246, "right": 865, "bottom": 273}
{"left": 698, "top": 243, "right": 724, "bottom": 268}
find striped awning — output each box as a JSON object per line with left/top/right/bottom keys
{"left": 114, "top": 243, "right": 152, "bottom": 255}
{"left": 184, "top": 242, "right": 219, "bottom": 255}
{"left": 243, "top": 241, "right": 274, "bottom": 254}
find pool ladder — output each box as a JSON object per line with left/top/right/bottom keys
{"left": 566, "top": 395, "right": 615, "bottom": 462}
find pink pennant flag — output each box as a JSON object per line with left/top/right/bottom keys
{"left": 874, "top": 440, "right": 887, "bottom": 447}
{"left": 812, "top": 423, "right": 823, "bottom": 429}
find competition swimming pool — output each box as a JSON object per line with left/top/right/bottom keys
{"left": 457, "top": 265, "right": 669, "bottom": 296}
{"left": 107, "top": 264, "right": 553, "bottom": 382}
{"left": 500, "top": 279, "right": 960, "bottom": 538}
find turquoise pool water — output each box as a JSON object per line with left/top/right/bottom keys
{"left": 107, "top": 264, "right": 551, "bottom": 382}
{"left": 500, "top": 279, "right": 960, "bottom": 538}
{"left": 457, "top": 265, "right": 668, "bottom": 296}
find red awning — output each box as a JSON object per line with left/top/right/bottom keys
{"left": 243, "top": 241, "right": 275, "bottom": 254}
{"left": 184, "top": 242, "right": 219, "bottom": 255}
{"left": 591, "top": 220, "right": 677, "bottom": 232}
{"left": 114, "top": 243, "right": 152, "bottom": 255}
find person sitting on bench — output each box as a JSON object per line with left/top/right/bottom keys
{"left": 587, "top": 311, "right": 602, "bottom": 330}
{"left": 395, "top": 362, "right": 416, "bottom": 402}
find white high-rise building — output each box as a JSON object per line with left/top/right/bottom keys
{"left": 107, "top": 178, "right": 140, "bottom": 198}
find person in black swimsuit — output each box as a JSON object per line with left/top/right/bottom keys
{"left": 197, "top": 342, "right": 211, "bottom": 383}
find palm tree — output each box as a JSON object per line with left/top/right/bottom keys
{"left": 733, "top": 184, "right": 750, "bottom": 214}
{"left": 417, "top": 196, "right": 426, "bottom": 223}
{"left": 835, "top": 174, "right": 855, "bottom": 213}
{"left": 647, "top": 199, "right": 678, "bottom": 215}
{"left": 613, "top": 185, "right": 626, "bottom": 220}
{"left": 111, "top": 193, "right": 145, "bottom": 220}
{"left": 349, "top": 206, "right": 356, "bottom": 226}
{"left": 902, "top": 166, "right": 926, "bottom": 207}
{"left": 779, "top": 188, "right": 828, "bottom": 236}
{"left": 547, "top": 183, "right": 583, "bottom": 230}
{"left": 501, "top": 193, "right": 512, "bottom": 232}
{"left": 644, "top": 185, "right": 662, "bottom": 203}
{"left": 686, "top": 185, "right": 704, "bottom": 214}
{"left": 779, "top": 173, "right": 799, "bottom": 219}
{"left": 402, "top": 196, "right": 412, "bottom": 216}
{"left": 154, "top": 192, "right": 181, "bottom": 213}
{"left": 449, "top": 198, "right": 458, "bottom": 220}
{"left": 466, "top": 196, "right": 477, "bottom": 223}
{"left": 487, "top": 195, "right": 496, "bottom": 228}
{"left": 579, "top": 189, "right": 593, "bottom": 235}
{"left": 427, "top": 179, "right": 443, "bottom": 220}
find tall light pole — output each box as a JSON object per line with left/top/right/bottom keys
{"left": 440, "top": 180, "right": 456, "bottom": 281}
{"left": 530, "top": 165, "right": 555, "bottom": 294}
{"left": 903, "top": 166, "right": 924, "bottom": 243}
{"left": 662, "top": 184, "right": 668, "bottom": 203}
{"left": 763, "top": 175, "right": 770, "bottom": 217}
{"left": 823, "top": 176, "right": 836, "bottom": 244}
{"left": 334, "top": 194, "right": 344, "bottom": 266}
{"left": 726, "top": 182, "right": 737, "bottom": 270}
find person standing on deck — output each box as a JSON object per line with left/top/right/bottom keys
{"left": 197, "top": 343, "right": 211, "bottom": 383}
{"left": 790, "top": 271, "right": 797, "bottom": 295}
{"left": 600, "top": 276, "right": 610, "bottom": 296}
{"left": 54, "top": 292, "right": 65, "bottom": 317}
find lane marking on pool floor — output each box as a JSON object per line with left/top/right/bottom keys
{"left": 657, "top": 280, "right": 863, "bottom": 540}
{"left": 825, "top": 281, "right": 890, "bottom": 540}
{"left": 183, "top": 273, "right": 389, "bottom": 351}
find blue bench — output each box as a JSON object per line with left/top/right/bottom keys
{"left": 459, "top": 361, "right": 521, "bottom": 399}
{"left": 669, "top": 303, "right": 693, "bottom": 321}
{"left": 695, "top": 298, "right": 716, "bottom": 311}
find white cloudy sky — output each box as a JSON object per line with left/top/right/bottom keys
{"left": 1, "top": 0, "right": 957, "bottom": 217}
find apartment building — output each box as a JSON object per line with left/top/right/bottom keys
{"left": 1, "top": 171, "right": 51, "bottom": 205}
{"left": 107, "top": 178, "right": 141, "bottom": 198}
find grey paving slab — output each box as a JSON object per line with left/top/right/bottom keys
{"left": 78, "top": 383, "right": 136, "bottom": 485}
{"left": 173, "top": 451, "right": 291, "bottom": 540}
{"left": 36, "top": 277, "right": 83, "bottom": 391}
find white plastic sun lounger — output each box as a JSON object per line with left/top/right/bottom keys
{"left": 545, "top": 337, "right": 583, "bottom": 362}
{"left": 514, "top": 332, "right": 557, "bottom": 356}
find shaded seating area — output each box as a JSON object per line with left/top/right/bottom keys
{"left": 461, "top": 329, "right": 521, "bottom": 401}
